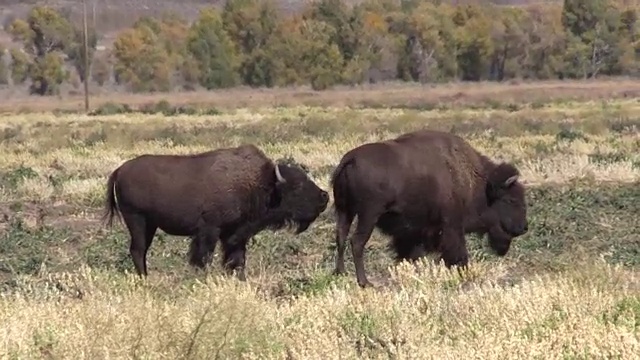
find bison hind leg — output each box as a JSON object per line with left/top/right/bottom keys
{"left": 333, "top": 208, "right": 355, "bottom": 276}
{"left": 121, "top": 211, "right": 157, "bottom": 277}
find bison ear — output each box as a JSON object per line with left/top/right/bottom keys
{"left": 275, "top": 164, "right": 287, "bottom": 184}
{"left": 503, "top": 174, "right": 519, "bottom": 188}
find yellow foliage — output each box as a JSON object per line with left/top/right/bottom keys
{"left": 7, "top": 19, "right": 33, "bottom": 43}
{"left": 363, "top": 11, "right": 386, "bottom": 33}
{"left": 112, "top": 27, "right": 171, "bottom": 92}
{"left": 112, "top": 29, "right": 145, "bottom": 65}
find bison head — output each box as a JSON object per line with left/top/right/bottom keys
{"left": 484, "top": 162, "right": 529, "bottom": 255}
{"left": 270, "top": 163, "right": 329, "bottom": 233}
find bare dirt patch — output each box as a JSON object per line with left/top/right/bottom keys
{"left": 0, "top": 201, "right": 100, "bottom": 234}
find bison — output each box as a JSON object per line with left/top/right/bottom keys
{"left": 331, "top": 129, "right": 529, "bottom": 288}
{"left": 103, "top": 144, "right": 329, "bottom": 279}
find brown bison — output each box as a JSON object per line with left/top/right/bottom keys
{"left": 103, "top": 144, "right": 329, "bottom": 279}
{"left": 331, "top": 129, "right": 529, "bottom": 288}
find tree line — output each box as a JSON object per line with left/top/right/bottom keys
{"left": 0, "top": 0, "right": 638, "bottom": 95}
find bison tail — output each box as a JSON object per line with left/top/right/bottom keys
{"left": 103, "top": 167, "right": 122, "bottom": 228}
{"left": 330, "top": 155, "right": 355, "bottom": 213}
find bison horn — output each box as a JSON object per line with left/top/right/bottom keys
{"left": 275, "top": 164, "right": 286, "bottom": 183}
{"left": 504, "top": 175, "right": 519, "bottom": 187}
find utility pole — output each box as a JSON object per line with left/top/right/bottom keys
{"left": 82, "top": 0, "right": 90, "bottom": 113}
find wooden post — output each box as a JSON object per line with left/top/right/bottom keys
{"left": 83, "top": 0, "right": 90, "bottom": 113}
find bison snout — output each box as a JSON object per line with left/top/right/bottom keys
{"left": 495, "top": 245, "right": 510, "bottom": 256}
{"left": 516, "top": 221, "right": 529, "bottom": 236}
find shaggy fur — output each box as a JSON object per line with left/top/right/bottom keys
{"left": 331, "top": 130, "right": 529, "bottom": 288}
{"left": 104, "top": 144, "right": 329, "bottom": 279}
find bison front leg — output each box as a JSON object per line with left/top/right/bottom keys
{"left": 408, "top": 242, "right": 428, "bottom": 262}
{"left": 218, "top": 222, "right": 262, "bottom": 281}
{"left": 188, "top": 226, "right": 220, "bottom": 269}
{"left": 221, "top": 241, "right": 248, "bottom": 281}
{"left": 439, "top": 224, "right": 469, "bottom": 270}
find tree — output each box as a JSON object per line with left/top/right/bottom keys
{"left": 6, "top": 5, "right": 98, "bottom": 95}
{"left": 561, "top": 0, "right": 623, "bottom": 78}
{"left": 66, "top": 26, "right": 98, "bottom": 83}
{"left": 7, "top": 6, "right": 75, "bottom": 95}
{"left": 612, "top": 5, "right": 640, "bottom": 75}
{"left": 187, "top": 8, "right": 240, "bottom": 89}
{"left": 452, "top": 5, "right": 494, "bottom": 81}
{"left": 264, "top": 17, "right": 344, "bottom": 90}
{"left": 489, "top": 7, "right": 529, "bottom": 80}
{"left": 521, "top": 4, "right": 567, "bottom": 80}
{"left": 396, "top": 3, "right": 457, "bottom": 83}
{"left": 112, "top": 24, "right": 172, "bottom": 92}
{"left": 28, "top": 52, "right": 68, "bottom": 95}
{"left": 91, "top": 53, "right": 110, "bottom": 86}
{"left": 0, "top": 46, "right": 8, "bottom": 85}
{"left": 222, "top": 0, "right": 279, "bottom": 87}
{"left": 9, "top": 49, "right": 29, "bottom": 85}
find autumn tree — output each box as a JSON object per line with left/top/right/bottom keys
{"left": 7, "top": 6, "right": 77, "bottom": 94}
{"left": 451, "top": 5, "right": 494, "bottom": 81}
{"left": 520, "top": 4, "right": 567, "bottom": 79}
{"left": 9, "top": 49, "right": 29, "bottom": 85}
{"left": 66, "top": 26, "right": 98, "bottom": 84}
{"left": 307, "top": 0, "right": 359, "bottom": 62}
{"left": 396, "top": 3, "right": 457, "bottom": 82}
{"left": 339, "top": 3, "right": 397, "bottom": 84}
{"left": 187, "top": 8, "right": 240, "bottom": 89}
{"left": 487, "top": 7, "right": 528, "bottom": 80}
{"left": 91, "top": 53, "right": 111, "bottom": 86}
{"left": 264, "top": 16, "right": 344, "bottom": 90}
{"left": 29, "top": 52, "right": 68, "bottom": 95}
{"left": 222, "top": 0, "right": 279, "bottom": 87}
{"left": 611, "top": 4, "right": 640, "bottom": 75}
{"left": 0, "top": 46, "right": 8, "bottom": 85}
{"left": 112, "top": 15, "right": 188, "bottom": 92}
{"left": 8, "top": 1, "right": 637, "bottom": 96}
{"left": 562, "top": 0, "right": 623, "bottom": 78}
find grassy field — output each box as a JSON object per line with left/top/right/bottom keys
{"left": 0, "top": 82, "right": 639, "bottom": 358}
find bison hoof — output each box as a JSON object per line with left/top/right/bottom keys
{"left": 358, "top": 280, "right": 375, "bottom": 289}
{"left": 332, "top": 268, "right": 347, "bottom": 276}
{"left": 443, "top": 253, "right": 469, "bottom": 269}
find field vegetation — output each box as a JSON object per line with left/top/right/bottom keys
{"left": 0, "top": 81, "right": 639, "bottom": 358}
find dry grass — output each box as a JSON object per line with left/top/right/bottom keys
{"left": 1, "top": 261, "right": 638, "bottom": 359}
{"left": 0, "top": 89, "right": 639, "bottom": 358}
{"left": 1, "top": 100, "right": 639, "bottom": 205}
{"left": 2, "top": 78, "right": 640, "bottom": 113}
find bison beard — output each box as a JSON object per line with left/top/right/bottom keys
{"left": 103, "top": 144, "right": 329, "bottom": 279}
{"left": 331, "top": 129, "right": 529, "bottom": 288}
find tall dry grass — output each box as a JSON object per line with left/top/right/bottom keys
{"left": 1, "top": 260, "right": 638, "bottom": 359}
{"left": 0, "top": 91, "right": 639, "bottom": 359}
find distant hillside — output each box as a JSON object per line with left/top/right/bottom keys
{"left": 0, "top": 0, "right": 218, "bottom": 40}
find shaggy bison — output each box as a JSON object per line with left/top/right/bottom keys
{"left": 331, "top": 129, "right": 529, "bottom": 288}
{"left": 103, "top": 144, "right": 329, "bottom": 279}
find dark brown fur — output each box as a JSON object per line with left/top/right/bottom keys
{"left": 103, "top": 144, "right": 329, "bottom": 279}
{"left": 331, "top": 130, "right": 529, "bottom": 288}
